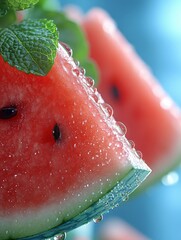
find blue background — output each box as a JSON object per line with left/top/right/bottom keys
{"left": 60, "top": 1, "right": 181, "bottom": 239}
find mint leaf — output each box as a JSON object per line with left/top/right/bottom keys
{"left": 27, "top": 9, "right": 88, "bottom": 61}
{"left": 0, "top": 19, "right": 58, "bottom": 76}
{"left": 7, "top": 0, "right": 39, "bottom": 11}
{"left": 0, "top": 0, "right": 9, "bottom": 16}
{"left": 26, "top": 8, "right": 99, "bottom": 82}
{"left": 0, "top": 9, "right": 16, "bottom": 27}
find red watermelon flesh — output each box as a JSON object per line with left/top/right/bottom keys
{"left": 82, "top": 8, "right": 181, "bottom": 190}
{"left": 0, "top": 43, "right": 150, "bottom": 239}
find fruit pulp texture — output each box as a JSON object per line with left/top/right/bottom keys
{"left": 0, "top": 44, "right": 150, "bottom": 217}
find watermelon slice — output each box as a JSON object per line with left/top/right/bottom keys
{"left": 82, "top": 8, "right": 181, "bottom": 191}
{"left": 0, "top": 43, "right": 150, "bottom": 239}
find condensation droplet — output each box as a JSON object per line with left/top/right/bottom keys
{"left": 135, "top": 150, "right": 143, "bottom": 159}
{"left": 74, "top": 59, "right": 80, "bottom": 66}
{"left": 115, "top": 121, "right": 127, "bottom": 136}
{"left": 128, "top": 140, "right": 135, "bottom": 148}
{"left": 100, "top": 103, "right": 113, "bottom": 118}
{"left": 79, "top": 67, "right": 86, "bottom": 75}
{"left": 84, "top": 76, "right": 94, "bottom": 87}
{"left": 90, "top": 90, "right": 99, "bottom": 103}
{"left": 72, "top": 68, "right": 80, "bottom": 76}
{"left": 93, "top": 214, "right": 103, "bottom": 223}
{"left": 53, "top": 232, "right": 66, "bottom": 240}
{"left": 61, "top": 42, "right": 73, "bottom": 57}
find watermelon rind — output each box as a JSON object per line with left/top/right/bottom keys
{"left": 16, "top": 162, "right": 150, "bottom": 240}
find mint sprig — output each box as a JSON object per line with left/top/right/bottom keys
{"left": 26, "top": 8, "right": 99, "bottom": 83}
{"left": 0, "top": 19, "right": 58, "bottom": 76}
{"left": 7, "top": 0, "right": 39, "bottom": 11}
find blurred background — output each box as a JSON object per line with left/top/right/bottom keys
{"left": 60, "top": 1, "right": 181, "bottom": 239}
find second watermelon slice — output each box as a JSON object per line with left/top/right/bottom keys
{"left": 82, "top": 8, "right": 181, "bottom": 192}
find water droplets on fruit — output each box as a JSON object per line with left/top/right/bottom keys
{"left": 135, "top": 150, "right": 143, "bottom": 159}
{"left": 90, "top": 89, "right": 99, "bottom": 103}
{"left": 93, "top": 214, "right": 103, "bottom": 223}
{"left": 100, "top": 103, "right": 113, "bottom": 118}
{"left": 72, "top": 67, "right": 80, "bottom": 77}
{"left": 115, "top": 121, "right": 127, "bottom": 136}
{"left": 61, "top": 42, "right": 72, "bottom": 57}
{"left": 84, "top": 76, "right": 95, "bottom": 88}
{"left": 79, "top": 66, "right": 86, "bottom": 75}
{"left": 128, "top": 139, "right": 135, "bottom": 148}
{"left": 53, "top": 232, "right": 66, "bottom": 240}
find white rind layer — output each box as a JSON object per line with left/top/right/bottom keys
{"left": 0, "top": 138, "right": 151, "bottom": 239}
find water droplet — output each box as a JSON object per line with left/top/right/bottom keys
{"left": 135, "top": 150, "right": 142, "bottom": 159}
{"left": 115, "top": 121, "right": 127, "bottom": 136}
{"left": 61, "top": 42, "right": 72, "bottom": 57}
{"left": 53, "top": 232, "right": 66, "bottom": 240}
{"left": 79, "top": 66, "right": 86, "bottom": 75}
{"left": 100, "top": 103, "right": 113, "bottom": 118}
{"left": 90, "top": 89, "right": 99, "bottom": 103}
{"left": 93, "top": 214, "right": 103, "bottom": 223}
{"left": 84, "top": 76, "right": 94, "bottom": 87}
{"left": 73, "top": 59, "right": 80, "bottom": 66}
{"left": 162, "top": 171, "right": 179, "bottom": 186}
{"left": 128, "top": 140, "right": 135, "bottom": 148}
{"left": 72, "top": 68, "right": 80, "bottom": 76}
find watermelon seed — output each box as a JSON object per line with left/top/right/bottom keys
{"left": 93, "top": 214, "right": 103, "bottom": 223}
{"left": 0, "top": 106, "right": 17, "bottom": 119}
{"left": 111, "top": 85, "right": 120, "bottom": 100}
{"left": 53, "top": 124, "right": 61, "bottom": 142}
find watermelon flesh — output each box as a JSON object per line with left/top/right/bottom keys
{"left": 0, "top": 43, "right": 150, "bottom": 239}
{"left": 82, "top": 8, "right": 181, "bottom": 191}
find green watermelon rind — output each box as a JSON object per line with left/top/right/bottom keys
{"left": 17, "top": 166, "right": 150, "bottom": 240}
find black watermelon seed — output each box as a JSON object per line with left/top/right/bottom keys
{"left": 53, "top": 123, "right": 61, "bottom": 142}
{"left": 0, "top": 106, "right": 17, "bottom": 119}
{"left": 111, "top": 85, "right": 120, "bottom": 101}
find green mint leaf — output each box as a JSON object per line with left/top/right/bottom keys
{"left": 0, "top": 19, "right": 58, "bottom": 76}
{"left": 0, "top": 0, "right": 9, "bottom": 16}
{"left": 7, "top": 0, "right": 39, "bottom": 11}
{"left": 0, "top": 9, "right": 16, "bottom": 27}
{"left": 27, "top": 9, "right": 88, "bottom": 61}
